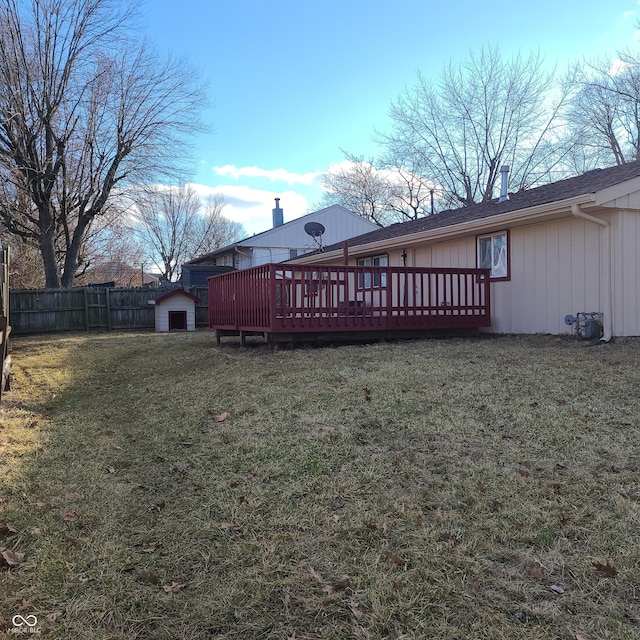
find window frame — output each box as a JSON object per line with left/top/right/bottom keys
{"left": 357, "top": 254, "right": 388, "bottom": 289}
{"left": 476, "top": 230, "right": 510, "bottom": 281}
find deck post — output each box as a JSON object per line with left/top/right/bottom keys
{"left": 343, "top": 241, "right": 349, "bottom": 265}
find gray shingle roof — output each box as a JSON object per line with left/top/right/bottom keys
{"left": 320, "top": 160, "right": 640, "bottom": 252}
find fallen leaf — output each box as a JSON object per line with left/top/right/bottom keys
{"left": 363, "top": 387, "right": 371, "bottom": 401}
{"left": 18, "top": 599, "right": 34, "bottom": 611}
{"left": 438, "top": 532, "right": 460, "bottom": 545}
{"left": 0, "top": 523, "right": 18, "bottom": 538}
{"left": 512, "top": 520, "right": 524, "bottom": 530}
{"left": 383, "top": 550, "right": 406, "bottom": 567}
{"left": 174, "top": 461, "right": 189, "bottom": 473}
{"left": 237, "top": 495, "right": 248, "bottom": 505}
{"left": 349, "top": 600, "right": 364, "bottom": 620}
{"left": 162, "top": 581, "right": 187, "bottom": 593}
{"left": 323, "top": 577, "right": 351, "bottom": 594}
{"left": 575, "top": 633, "right": 589, "bottom": 640}
{"left": 65, "top": 492, "right": 82, "bottom": 500}
{"left": 592, "top": 561, "right": 617, "bottom": 578}
{"left": 46, "top": 611, "right": 63, "bottom": 624}
{"left": 133, "top": 569, "right": 160, "bottom": 585}
{"left": 66, "top": 536, "right": 88, "bottom": 548}
{"left": 35, "top": 501, "right": 52, "bottom": 513}
{"left": 30, "top": 527, "right": 43, "bottom": 536}
{"left": 216, "top": 412, "right": 230, "bottom": 422}
{"left": 107, "top": 467, "right": 117, "bottom": 474}
{"left": 63, "top": 512, "right": 80, "bottom": 522}
{"left": 142, "top": 543, "right": 158, "bottom": 553}
{"left": 1, "top": 547, "right": 25, "bottom": 566}
{"left": 516, "top": 469, "right": 532, "bottom": 478}
{"left": 476, "top": 481, "right": 487, "bottom": 494}
{"left": 527, "top": 564, "right": 545, "bottom": 580}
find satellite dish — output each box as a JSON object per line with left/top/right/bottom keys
{"left": 304, "top": 221, "right": 325, "bottom": 251}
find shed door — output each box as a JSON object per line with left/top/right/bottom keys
{"left": 169, "top": 310, "right": 187, "bottom": 331}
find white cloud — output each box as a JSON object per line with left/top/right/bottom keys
{"left": 213, "top": 164, "right": 322, "bottom": 186}
{"left": 609, "top": 58, "right": 631, "bottom": 76}
{"left": 187, "top": 182, "right": 310, "bottom": 236}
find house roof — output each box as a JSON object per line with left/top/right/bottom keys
{"left": 153, "top": 289, "right": 199, "bottom": 305}
{"left": 305, "top": 161, "right": 640, "bottom": 257}
{"left": 186, "top": 204, "right": 378, "bottom": 265}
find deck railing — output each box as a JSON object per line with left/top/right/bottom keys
{"left": 208, "top": 264, "right": 491, "bottom": 335}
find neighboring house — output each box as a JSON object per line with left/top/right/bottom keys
{"left": 185, "top": 199, "right": 380, "bottom": 270}
{"left": 80, "top": 261, "right": 160, "bottom": 288}
{"left": 290, "top": 161, "right": 640, "bottom": 338}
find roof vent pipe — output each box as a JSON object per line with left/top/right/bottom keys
{"left": 272, "top": 198, "right": 284, "bottom": 228}
{"left": 499, "top": 165, "right": 510, "bottom": 202}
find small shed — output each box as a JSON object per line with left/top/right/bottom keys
{"left": 152, "top": 289, "right": 199, "bottom": 332}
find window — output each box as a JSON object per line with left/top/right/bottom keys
{"left": 357, "top": 254, "right": 388, "bottom": 288}
{"left": 477, "top": 231, "right": 509, "bottom": 280}
{"left": 289, "top": 248, "right": 300, "bottom": 260}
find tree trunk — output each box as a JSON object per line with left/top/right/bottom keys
{"left": 40, "top": 231, "right": 61, "bottom": 289}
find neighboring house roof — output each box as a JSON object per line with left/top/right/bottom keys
{"left": 153, "top": 289, "right": 199, "bottom": 305}
{"left": 186, "top": 204, "right": 379, "bottom": 265}
{"left": 82, "top": 261, "right": 160, "bottom": 287}
{"left": 297, "top": 161, "right": 640, "bottom": 260}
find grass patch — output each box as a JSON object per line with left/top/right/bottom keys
{"left": 1, "top": 331, "right": 640, "bottom": 639}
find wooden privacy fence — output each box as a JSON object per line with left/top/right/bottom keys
{"left": 209, "top": 264, "right": 491, "bottom": 338}
{"left": 9, "top": 286, "right": 209, "bottom": 335}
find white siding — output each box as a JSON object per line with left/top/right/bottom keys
{"left": 612, "top": 210, "right": 640, "bottom": 336}
{"left": 242, "top": 205, "right": 378, "bottom": 267}
{"left": 381, "top": 217, "right": 613, "bottom": 335}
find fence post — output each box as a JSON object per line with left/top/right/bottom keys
{"left": 105, "top": 287, "right": 112, "bottom": 331}
{"left": 83, "top": 287, "right": 90, "bottom": 331}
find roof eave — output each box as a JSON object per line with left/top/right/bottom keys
{"left": 291, "top": 194, "right": 598, "bottom": 264}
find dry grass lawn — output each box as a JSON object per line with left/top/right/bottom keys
{"left": 0, "top": 331, "right": 639, "bottom": 639}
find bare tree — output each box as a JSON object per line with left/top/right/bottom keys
{"left": 132, "top": 185, "right": 245, "bottom": 281}
{"left": 566, "top": 52, "right": 640, "bottom": 168}
{"left": 320, "top": 153, "right": 390, "bottom": 225}
{"left": 0, "top": 0, "right": 205, "bottom": 288}
{"left": 321, "top": 150, "right": 438, "bottom": 224}
{"left": 382, "top": 46, "right": 573, "bottom": 207}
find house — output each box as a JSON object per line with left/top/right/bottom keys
{"left": 80, "top": 261, "right": 160, "bottom": 288}
{"left": 185, "top": 199, "right": 380, "bottom": 270}
{"left": 289, "top": 161, "right": 640, "bottom": 339}
{"left": 152, "top": 289, "right": 199, "bottom": 332}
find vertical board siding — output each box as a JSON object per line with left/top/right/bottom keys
{"left": 9, "top": 286, "right": 209, "bottom": 334}
{"left": 614, "top": 211, "right": 640, "bottom": 336}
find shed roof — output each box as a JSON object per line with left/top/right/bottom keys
{"left": 310, "top": 161, "right": 640, "bottom": 255}
{"left": 153, "top": 289, "right": 199, "bottom": 305}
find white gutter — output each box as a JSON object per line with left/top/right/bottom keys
{"left": 571, "top": 204, "right": 612, "bottom": 342}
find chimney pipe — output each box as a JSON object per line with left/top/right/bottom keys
{"left": 272, "top": 197, "right": 284, "bottom": 228}
{"left": 499, "top": 166, "right": 510, "bottom": 202}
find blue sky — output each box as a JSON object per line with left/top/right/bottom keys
{"left": 142, "top": 0, "right": 640, "bottom": 234}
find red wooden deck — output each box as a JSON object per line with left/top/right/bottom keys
{"left": 208, "top": 264, "right": 491, "bottom": 342}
